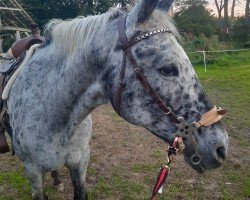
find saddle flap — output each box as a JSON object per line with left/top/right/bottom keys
{"left": 0, "top": 54, "right": 25, "bottom": 74}
{"left": 0, "top": 59, "right": 16, "bottom": 74}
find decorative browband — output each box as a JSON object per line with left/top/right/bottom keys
{"left": 135, "top": 28, "right": 172, "bottom": 42}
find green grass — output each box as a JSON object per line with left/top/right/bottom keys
{"left": 0, "top": 167, "right": 31, "bottom": 200}
{"left": 195, "top": 64, "right": 250, "bottom": 144}
{"left": 89, "top": 167, "right": 146, "bottom": 200}
{"left": 0, "top": 166, "right": 60, "bottom": 200}
{"left": 195, "top": 63, "right": 250, "bottom": 199}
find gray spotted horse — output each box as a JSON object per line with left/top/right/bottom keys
{"left": 6, "top": 0, "right": 228, "bottom": 199}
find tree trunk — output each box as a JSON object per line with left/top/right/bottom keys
{"left": 224, "top": 0, "right": 229, "bottom": 20}
{"left": 222, "top": 0, "right": 229, "bottom": 40}
{"left": 246, "top": 0, "right": 250, "bottom": 18}
{"left": 231, "top": 0, "right": 236, "bottom": 18}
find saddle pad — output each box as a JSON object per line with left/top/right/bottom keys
{"left": 2, "top": 43, "right": 42, "bottom": 100}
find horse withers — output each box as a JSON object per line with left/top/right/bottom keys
{"left": 6, "top": 0, "right": 228, "bottom": 199}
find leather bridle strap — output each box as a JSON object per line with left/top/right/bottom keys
{"left": 115, "top": 15, "right": 180, "bottom": 124}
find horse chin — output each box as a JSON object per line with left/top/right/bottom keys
{"left": 183, "top": 149, "right": 205, "bottom": 174}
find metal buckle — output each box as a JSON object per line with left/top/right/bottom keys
{"left": 167, "top": 146, "right": 178, "bottom": 155}
{"left": 134, "top": 68, "right": 141, "bottom": 72}
{"left": 164, "top": 107, "right": 172, "bottom": 115}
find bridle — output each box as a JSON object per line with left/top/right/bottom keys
{"left": 115, "top": 15, "right": 227, "bottom": 165}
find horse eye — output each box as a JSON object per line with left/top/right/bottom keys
{"left": 158, "top": 65, "right": 178, "bottom": 76}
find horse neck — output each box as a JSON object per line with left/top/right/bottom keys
{"left": 68, "top": 48, "right": 110, "bottom": 116}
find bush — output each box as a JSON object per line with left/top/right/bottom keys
{"left": 230, "top": 17, "right": 250, "bottom": 44}
{"left": 243, "top": 41, "right": 250, "bottom": 48}
{"left": 183, "top": 34, "right": 232, "bottom": 52}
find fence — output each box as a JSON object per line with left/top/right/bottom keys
{"left": 187, "top": 48, "right": 250, "bottom": 72}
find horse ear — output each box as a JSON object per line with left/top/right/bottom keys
{"left": 128, "top": 0, "right": 160, "bottom": 24}
{"left": 157, "top": 0, "right": 174, "bottom": 12}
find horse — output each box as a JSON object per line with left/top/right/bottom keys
{"left": 6, "top": 0, "right": 228, "bottom": 199}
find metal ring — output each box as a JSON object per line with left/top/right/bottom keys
{"left": 190, "top": 154, "right": 202, "bottom": 165}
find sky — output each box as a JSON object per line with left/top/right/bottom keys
{"left": 207, "top": 0, "right": 246, "bottom": 17}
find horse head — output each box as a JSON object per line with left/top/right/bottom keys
{"left": 101, "top": 0, "right": 228, "bottom": 172}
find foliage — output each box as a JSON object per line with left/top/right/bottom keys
{"left": 174, "top": 1, "right": 217, "bottom": 37}
{"left": 230, "top": 17, "right": 250, "bottom": 44}
{"left": 20, "top": 0, "right": 87, "bottom": 27}
{"left": 1, "top": 32, "right": 16, "bottom": 52}
{"left": 20, "top": 0, "right": 130, "bottom": 28}
{"left": 183, "top": 34, "right": 231, "bottom": 52}
{"left": 243, "top": 41, "right": 250, "bottom": 48}
{"left": 175, "top": 0, "right": 208, "bottom": 12}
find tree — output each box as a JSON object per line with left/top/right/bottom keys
{"left": 174, "top": 0, "right": 208, "bottom": 12}
{"left": 20, "top": 0, "right": 88, "bottom": 27}
{"left": 231, "top": 0, "right": 236, "bottom": 18}
{"left": 20, "top": 0, "right": 130, "bottom": 28}
{"left": 174, "top": 1, "right": 217, "bottom": 37}
{"left": 215, "top": 0, "right": 224, "bottom": 19}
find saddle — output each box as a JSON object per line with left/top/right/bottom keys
{"left": 0, "top": 36, "right": 44, "bottom": 154}
{"left": 11, "top": 34, "right": 44, "bottom": 59}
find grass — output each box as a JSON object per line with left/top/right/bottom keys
{"left": 89, "top": 167, "right": 146, "bottom": 200}
{"left": 0, "top": 167, "right": 31, "bottom": 200}
{"left": 195, "top": 63, "right": 250, "bottom": 199}
{"left": 195, "top": 64, "right": 250, "bottom": 145}
{"left": 0, "top": 165, "right": 61, "bottom": 200}
{"left": 103, "top": 106, "right": 124, "bottom": 124}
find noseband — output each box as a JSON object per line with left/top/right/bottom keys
{"left": 115, "top": 15, "right": 226, "bottom": 165}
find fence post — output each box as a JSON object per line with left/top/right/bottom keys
{"left": 202, "top": 50, "right": 207, "bottom": 72}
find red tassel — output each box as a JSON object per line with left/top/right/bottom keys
{"left": 150, "top": 165, "right": 169, "bottom": 200}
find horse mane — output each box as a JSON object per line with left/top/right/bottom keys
{"left": 44, "top": 7, "right": 124, "bottom": 56}
{"left": 43, "top": 4, "right": 180, "bottom": 56}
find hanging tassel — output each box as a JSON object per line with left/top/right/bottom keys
{"left": 150, "top": 165, "right": 169, "bottom": 200}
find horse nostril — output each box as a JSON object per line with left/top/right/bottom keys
{"left": 216, "top": 146, "right": 226, "bottom": 161}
